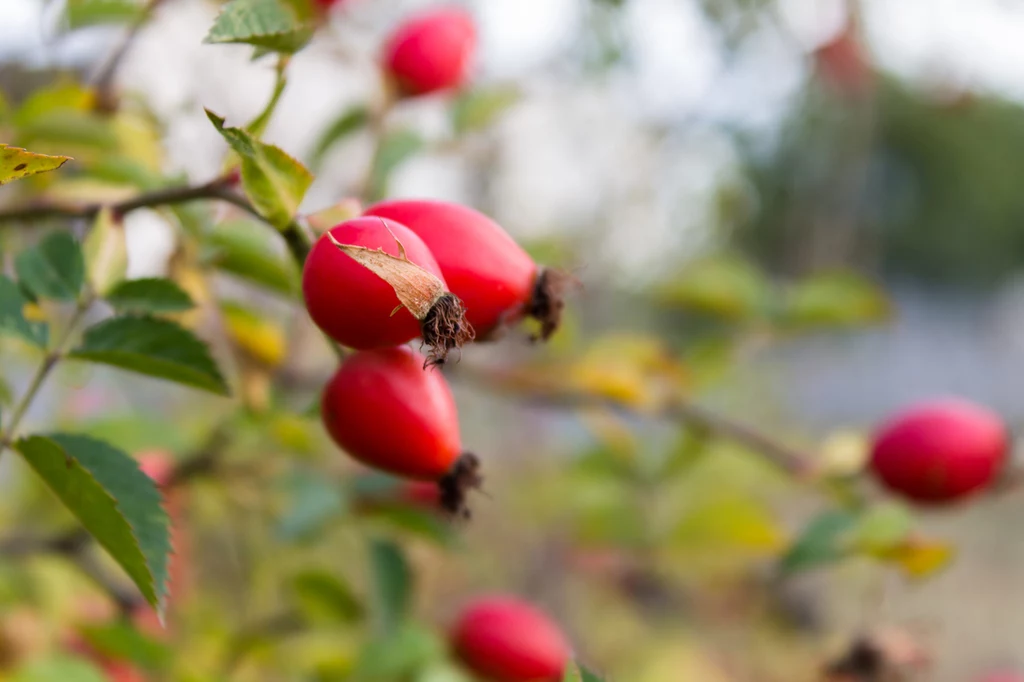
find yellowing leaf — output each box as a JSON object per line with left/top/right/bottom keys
{"left": 672, "top": 495, "right": 786, "bottom": 554}
{"left": 111, "top": 111, "right": 164, "bottom": 173}
{"left": 818, "top": 430, "right": 870, "bottom": 477}
{"left": 82, "top": 208, "right": 127, "bottom": 296}
{"left": 876, "top": 537, "right": 955, "bottom": 580}
{"left": 656, "top": 254, "right": 769, "bottom": 320}
{"left": 221, "top": 302, "right": 286, "bottom": 367}
{"left": 0, "top": 144, "right": 70, "bottom": 186}
{"left": 22, "top": 302, "right": 47, "bottom": 323}
{"left": 566, "top": 334, "right": 687, "bottom": 410}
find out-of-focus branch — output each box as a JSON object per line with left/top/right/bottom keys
{"left": 91, "top": 0, "right": 168, "bottom": 110}
{"left": 450, "top": 364, "right": 818, "bottom": 480}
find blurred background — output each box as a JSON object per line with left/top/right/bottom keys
{"left": 3, "top": 0, "right": 1024, "bottom": 681}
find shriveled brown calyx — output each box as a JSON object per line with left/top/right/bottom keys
{"left": 437, "top": 453, "right": 483, "bottom": 520}
{"left": 525, "top": 267, "right": 576, "bottom": 342}
{"left": 327, "top": 230, "right": 474, "bottom": 366}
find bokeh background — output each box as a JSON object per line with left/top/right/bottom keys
{"left": 3, "top": 1, "right": 1024, "bottom": 681}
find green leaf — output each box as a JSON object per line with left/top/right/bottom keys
{"left": 70, "top": 315, "right": 229, "bottom": 396}
{"left": 351, "top": 624, "right": 444, "bottom": 681}
{"left": 0, "top": 275, "right": 48, "bottom": 347}
{"left": 778, "top": 510, "right": 857, "bottom": 574}
{"left": 291, "top": 570, "right": 364, "bottom": 624}
{"left": 369, "top": 538, "right": 412, "bottom": 636}
{"left": 78, "top": 620, "right": 171, "bottom": 671}
{"left": 364, "top": 505, "right": 457, "bottom": 548}
{"left": 562, "top": 662, "right": 605, "bottom": 682}
{"left": 204, "top": 219, "right": 300, "bottom": 296}
{"left": 205, "top": 0, "right": 315, "bottom": 54}
{"left": 367, "top": 129, "right": 423, "bottom": 202}
{"left": 104, "top": 278, "right": 194, "bottom": 314}
{"left": 206, "top": 109, "right": 313, "bottom": 229}
{"left": 578, "top": 664, "right": 605, "bottom": 682}
{"left": 15, "top": 232, "right": 85, "bottom": 302}
{"left": 451, "top": 85, "right": 520, "bottom": 134}
{"left": 13, "top": 434, "right": 171, "bottom": 613}
{"left": 10, "top": 655, "right": 108, "bottom": 682}
{"left": 65, "top": 0, "right": 145, "bottom": 28}
{"left": 0, "top": 144, "right": 71, "bottom": 185}
{"left": 778, "top": 271, "right": 891, "bottom": 330}
{"left": 82, "top": 208, "right": 127, "bottom": 296}
{"left": 276, "top": 470, "right": 347, "bottom": 541}
{"left": 654, "top": 254, "right": 769, "bottom": 320}
{"left": 310, "top": 105, "right": 370, "bottom": 168}
{"left": 850, "top": 502, "right": 913, "bottom": 554}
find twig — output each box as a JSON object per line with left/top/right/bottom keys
{"left": 91, "top": 0, "right": 168, "bottom": 110}
{"left": 0, "top": 175, "right": 255, "bottom": 225}
{"left": 451, "top": 365, "right": 817, "bottom": 480}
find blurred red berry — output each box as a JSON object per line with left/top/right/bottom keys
{"left": 364, "top": 199, "right": 568, "bottom": 341}
{"left": 382, "top": 7, "right": 477, "bottom": 97}
{"left": 813, "top": 26, "right": 873, "bottom": 96}
{"left": 869, "top": 399, "right": 1008, "bottom": 503}
{"left": 451, "top": 596, "right": 571, "bottom": 682}
{"left": 302, "top": 217, "right": 447, "bottom": 350}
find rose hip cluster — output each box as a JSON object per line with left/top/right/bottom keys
{"left": 303, "top": 200, "right": 567, "bottom": 520}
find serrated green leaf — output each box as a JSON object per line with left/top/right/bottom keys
{"left": 205, "top": 0, "right": 314, "bottom": 54}
{"left": 65, "top": 0, "right": 145, "bottom": 28}
{"left": 291, "top": 570, "right": 364, "bottom": 624}
{"left": 369, "top": 538, "right": 412, "bottom": 636}
{"left": 70, "top": 315, "right": 229, "bottom": 395}
{"left": 15, "top": 232, "right": 85, "bottom": 302}
{"left": 206, "top": 109, "right": 313, "bottom": 229}
{"left": 451, "top": 85, "right": 520, "bottom": 134}
{"left": 778, "top": 271, "right": 891, "bottom": 329}
{"left": 13, "top": 434, "right": 171, "bottom": 613}
{"left": 0, "top": 144, "right": 71, "bottom": 185}
{"left": 82, "top": 208, "right": 127, "bottom": 296}
{"left": 10, "top": 655, "right": 108, "bottom": 682}
{"left": 779, "top": 510, "right": 857, "bottom": 574}
{"left": 104, "top": 278, "right": 194, "bottom": 314}
{"left": 310, "top": 105, "right": 370, "bottom": 168}
{"left": 276, "top": 470, "right": 347, "bottom": 541}
{"left": 78, "top": 620, "right": 171, "bottom": 671}
{"left": 368, "top": 129, "right": 423, "bottom": 202}
{"left": 0, "top": 275, "right": 48, "bottom": 347}
{"left": 204, "top": 219, "right": 300, "bottom": 295}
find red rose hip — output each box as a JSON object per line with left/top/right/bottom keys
{"left": 869, "top": 398, "right": 1008, "bottom": 503}
{"left": 322, "top": 347, "right": 480, "bottom": 515}
{"left": 382, "top": 7, "right": 476, "bottom": 97}
{"left": 302, "top": 217, "right": 471, "bottom": 365}
{"left": 364, "top": 199, "right": 570, "bottom": 341}
{"left": 451, "top": 595, "right": 571, "bottom": 682}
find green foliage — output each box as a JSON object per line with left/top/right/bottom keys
{"left": 82, "top": 209, "right": 127, "bottom": 297}
{"left": 777, "top": 271, "right": 891, "bottom": 329}
{"left": 0, "top": 144, "right": 70, "bottom": 186}
{"left": 206, "top": 109, "right": 313, "bottom": 230}
{"left": 10, "top": 656, "right": 107, "bottom": 682}
{"left": 0, "top": 275, "right": 48, "bottom": 347}
{"left": 70, "top": 315, "right": 230, "bottom": 395}
{"left": 13, "top": 434, "right": 171, "bottom": 613}
{"left": 451, "top": 85, "right": 521, "bottom": 134}
{"left": 291, "top": 570, "right": 365, "bottom": 624}
{"left": 311, "top": 105, "right": 371, "bottom": 168}
{"left": 15, "top": 233, "right": 85, "bottom": 302}
{"left": 367, "top": 130, "right": 423, "bottom": 202}
{"left": 276, "top": 469, "right": 347, "bottom": 541}
{"left": 205, "top": 0, "right": 315, "bottom": 54}
{"left": 203, "top": 219, "right": 301, "bottom": 296}
{"left": 369, "top": 539, "right": 412, "bottom": 636}
{"left": 104, "top": 278, "right": 195, "bottom": 314}
{"left": 778, "top": 510, "right": 857, "bottom": 574}
{"left": 65, "top": 0, "right": 145, "bottom": 28}
{"left": 78, "top": 620, "right": 172, "bottom": 671}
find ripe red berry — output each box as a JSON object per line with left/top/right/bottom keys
{"left": 451, "top": 596, "right": 571, "bottom": 682}
{"left": 364, "top": 199, "right": 569, "bottom": 341}
{"left": 322, "top": 347, "right": 481, "bottom": 515}
{"left": 302, "top": 217, "right": 472, "bottom": 365}
{"left": 813, "top": 25, "right": 872, "bottom": 97}
{"left": 869, "top": 398, "right": 1008, "bottom": 503}
{"left": 382, "top": 7, "right": 477, "bottom": 97}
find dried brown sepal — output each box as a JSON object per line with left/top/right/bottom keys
{"left": 327, "top": 228, "right": 474, "bottom": 365}
{"left": 438, "top": 453, "right": 483, "bottom": 520}
{"left": 420, "top": 293, "right": 474, "bottom": 368}
{"left": 525, "top": 267, "right": 577, "bottom": 342}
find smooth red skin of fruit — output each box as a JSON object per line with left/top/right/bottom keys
{"left": 451, "top": 596, "right": 570, "bottom": 682}
{"left": 302, "top": 217, "right": 447, "bottom": 349}
{"left": 364, "top": 200, "right": 537, "bottom": 339}
{"left": 382, "top": 8, "right": 476, "bottom": 96}
{"left": 869, "top": 399, "right": 1008, "bottom": 503}
{"left": 322, "top": 347, "right": 461, "bottom": 480}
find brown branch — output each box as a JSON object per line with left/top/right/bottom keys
{"left": 91, "top": 0, "right": 169, "bottom": 111}
{"left": 451, "top": 365, "right": 818, "bottom": 480}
